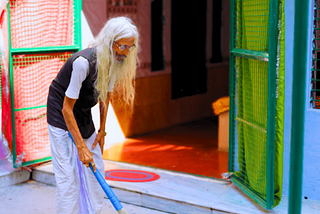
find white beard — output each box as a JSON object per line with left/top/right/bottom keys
{"left": 109, "top": 54, "right": 128, "bottom": 83}
{"left": 95, "top": 51, "right": 134, "bottom": 103}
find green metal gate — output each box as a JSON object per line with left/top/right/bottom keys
{"left": 7, "top": 0, "right": 82, "bottom": 167}
{"left": 229, "top": 0, "right": 280, "bottom": 210}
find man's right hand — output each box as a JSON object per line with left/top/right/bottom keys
{"left": 77, "top": 144, "right": 96, "bottom": 172}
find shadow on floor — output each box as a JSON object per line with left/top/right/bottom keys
{"left": 103, "top": 117, "right": 229, "bottom": 179}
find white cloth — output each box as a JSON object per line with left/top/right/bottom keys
{"left": 48, "top": 124, "right": 105, "bottom": 214}
{"left": 65, "top": 56, "right": 116, "bottom": 99}
{"left": 65, "top": 57, "right": 89, "bottom": 99}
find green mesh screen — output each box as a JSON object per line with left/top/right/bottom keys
{"left": 12, "top": 52, "right": 72, "bottom": 163}
{"left": 9, "top": 0, "right": 75, "bottom": 49}
{"left": 312, "top": 0, "right": 320, "bottom": 109}
{"left": 7, "top": 0, "right": 81, "bottom": 167}
{"left": 12, "top": 53, "right": 70, "bottom": 109}
{"left": 230, "top": 0, "right": 284, "bottom": 209}
{"left": 235, "top": 0, "right": 269, "bottom": 52}
{"left": 233, "top": 56, "right": 269, "bottom": 200}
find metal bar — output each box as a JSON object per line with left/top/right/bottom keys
{"left": 266, "top": 0, "right": 279, "bottom": 209}
{"left": 288, "top": 0, "right": 309, "bottom": 213}
{"left": 236, "top": 117, "right": 267, "bottom": 134}
{"left": 74, "top": 0, "right": 82, "bottom": 50}
{"left": 79, "top": 0, "right": 83, "bottom": 50}
{"left": 15, "top": 105, "right": 47, "bottom": 112}
{"left": 228, "top": 0, "right": 236, "bottom": 172}
{"left": 21, "top": 156, "right": 52, "bottom": 167}
{"left": 231, "top": 48, "right": 269, "bottom": 62}
{"left": 311, "top": 99, "right": 320, "bottom": 101}
{"left": 11, "top": 46, "right": 80, "bottom": 55}
{"left": 7, "top": 3, "right": 18, "bottom": 168}
{"left": 232, "top": 177, "right": 267, "bottom": 208}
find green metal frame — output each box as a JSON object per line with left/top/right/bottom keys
{"left": 229, "top": 0, "right": 279, "bottom": 210}
{"left": 228, "top": 0, "right": 236, "bottom": 172}
{"left": 7, "top": 0, "right": 82, "bottom": 168}
{"left": 288, "top": 0, "right": 309, "bottom": 213}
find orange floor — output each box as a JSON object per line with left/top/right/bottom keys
{"left": 103, "top": 117, "right": 229, "bottom": 179}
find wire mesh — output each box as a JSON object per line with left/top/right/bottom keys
{"left": 9, "top": 0, "right": 75, "bottom": 49}
{"left": 312, "top": 0, "right": 320, "bottom": 108}
{"left": 12, "top": 53, "right": 72, "bottom": 110}
{"left": 234, "top": 0, "right": 269, "bottom": 52}
{"left": 233, "top": 56, "right": 269, "bottom": 201}
{"left": 15, "top": 107, "right": 48, "bottom": 162}
{"left": 12, "top": 52, "right": 72, "bottom": 163}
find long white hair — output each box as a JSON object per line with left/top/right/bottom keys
{"left": 89, "top": 17, "right": 139, "bottom": 108}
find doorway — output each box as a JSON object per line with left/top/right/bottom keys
{"left": 171, "top": 1, "right": 207, "bottom": 99}
{"left": 102, "top": 0, "right": 229, "bottom": 179}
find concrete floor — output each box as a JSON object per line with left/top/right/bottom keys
{"left": 1, "top": 160, "right": 320, "bottom": 214}
{"left": 0, "top": 180, "right": 170, "bottom": 214}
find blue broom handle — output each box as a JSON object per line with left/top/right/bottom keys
{"left": 88, "top": 162, "right": 123, "bottom": 211}
{"left": 68, "top": 132, "right": 123, "bottom": 211}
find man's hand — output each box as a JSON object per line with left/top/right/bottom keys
{"left": 92, "top": 131, "right": 105, "bottom": 155}
{"left": 77, "top": 144, "right": 96, "bottom": 172}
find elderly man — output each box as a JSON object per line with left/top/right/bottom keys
{"left": 47, "top": 17, "right": 139, "bottom": 213}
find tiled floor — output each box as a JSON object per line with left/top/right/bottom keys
{"left": 103, "top": 117, "right": 229, "bottom": 179}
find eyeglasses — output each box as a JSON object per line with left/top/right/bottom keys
{"left": 113, "top": 42, "right": 136, "bottom": 51}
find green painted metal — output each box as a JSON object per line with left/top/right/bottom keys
{"left": 15, "top": 105, "right": 47, "bottom": 112}
{"left": 7, "top": 3, "right": 18, "bottom": 168}
{"left": 21, "top": 156, "right": 52, "bottom": 167}
{"left": 74, "top": 0, "right": 82, "bottom": 50}
{"left": 266, "top": 0, "right": 279, "bottom": 209}
{"left": 231, "top": 49, "right": 269, "bottom": 62}
{"left": 232, "top": 176, "right": 267, "bottom": 208}
{"left": 288, "top": 0, "right": 309, "bottom": 212}
{"left": 229, "top": 0, "right": 282, "bottom": 210}
{"left": 11, "top": 46, "right": 80, "bottom": 55}
{"left": 228, "top": 0, "right": 236, "bottom": 172}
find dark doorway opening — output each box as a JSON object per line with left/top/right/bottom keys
{"left": 211, "top": 0, "right": 223, "bottom": 63}
{"left": 151, "top": 0, "right": 165, "bottom": 72}
{"left": 171, "top": 1, "right": 207, "bottom": 99}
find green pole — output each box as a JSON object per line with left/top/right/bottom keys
{"left": 74, "top": 0, "right": 82, "bottom": 50}
{"left": 7, "top": 2, "right": 18, "bottom": 168}
{"left": 288, "top": 0, "right": 309, "bottom": 213}
{"left": 266, "top": 0, "right": 279, "bottom": 209}
{"left": 228, "top": 0, "right": 235, "bottom": 172}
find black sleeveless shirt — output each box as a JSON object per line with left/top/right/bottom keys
{"left": 47, "top": 48, "right": 98, "bottom": 138}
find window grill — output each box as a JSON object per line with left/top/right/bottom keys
{"left": 312, "top": 0, "right": 320, "bottom": 109}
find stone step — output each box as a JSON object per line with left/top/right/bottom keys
{"left": 0, "top": 160, "right": 31, "bottom": 188}
{"left": 31, "top": 160, "right": 319, "bottom": 214}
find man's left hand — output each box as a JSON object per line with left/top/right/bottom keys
{"left": 92, "top": 132, "right": 105, "bottom": 155}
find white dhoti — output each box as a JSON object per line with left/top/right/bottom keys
{"left": 48, "top": 124, "right": 105, "bottom": 214}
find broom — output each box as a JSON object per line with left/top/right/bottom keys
{"left": 68, "top": 133, "right": 128, "bottom": 214}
